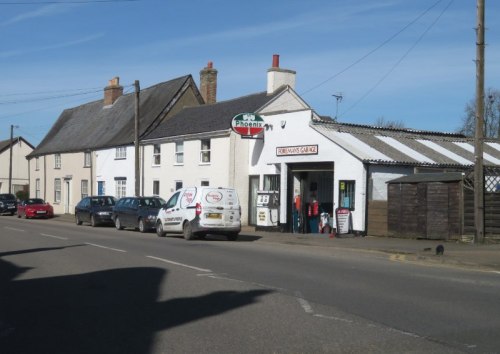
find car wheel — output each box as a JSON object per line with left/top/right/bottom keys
{"left": 10, "top": 211, "right": 15, "bottom": 216}
{"left": 90, "top": 215, "right": 97, "bottom": 227}
{"left": 115, "top": 217, "right": 123, "bottom": 230}
{"left": 156, "top": 220, "right": 166, "bottom": 237}
{"left": 75, "top": 214, "right": 82, "bottom": 225}
{"left": 138, "top": 218, "right": 146, "bottom": 233}
{"left": 227, "top": 233, "right": 238, "bottom": 241}
{"left": 183, "top": 221, "right": 195, "bottom": 240}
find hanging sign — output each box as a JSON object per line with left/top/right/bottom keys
{"left": 231, "top": 113, "right": 265, "bottom": 137}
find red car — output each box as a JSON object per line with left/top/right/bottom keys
{"left": 17, "top": 198, "right": 54, "bottom": 219}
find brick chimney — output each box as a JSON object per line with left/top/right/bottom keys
{"left": 267, "top": 54, "right": 296, "bottom": 94}
{"left": 200, "top": 61, "right": 217, "bottom": 104}
{"left": 104, "top": 77, "right": 123, "bottom": 106}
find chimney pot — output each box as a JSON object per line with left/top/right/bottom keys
{"left": 272, "top": 54, "right": 280, "bottom": 68}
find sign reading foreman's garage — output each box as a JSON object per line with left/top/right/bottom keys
{"left": 276, "top": 145, "right": 319, "bottom": 156}
{"left": 231, "top": 113, "right": 265, "bottom": 137}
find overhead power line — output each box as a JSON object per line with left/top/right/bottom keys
{"left": 0, "top": 0, "right": 139, "bottom": 4}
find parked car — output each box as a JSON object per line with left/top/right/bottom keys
{"left": 156, "top": 187, "right": 241, "bottom": 240}
{"left": 0, "top": 193, "right": 18, "bottom": 215}
{"left": 75, "top": 196, "right": 117, "bottom": 227}
{"left": 112, "top": 196, "right": 165, "bottom": 232}
{"left": 17, "top": 198, "right": 54, "bottom": 219}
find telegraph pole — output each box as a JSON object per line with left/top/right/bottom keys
{"left": 474, "top": 0, "right": 485, "bottom": 243}
{"left": 134, "top": 80, "right": 140, "bottom": 197}
{"left": 8, "top": 124, "right": 14, "bottom": 194}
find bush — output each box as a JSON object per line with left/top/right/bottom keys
{"left": 16, "top": 190, "right": 29, "bottom": 201}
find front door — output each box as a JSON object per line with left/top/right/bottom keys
{"left": 64, "top": 180, "right": 71, "bottom": 214}
{"left": 248, "top": 176, "right": 259, "bottom": 226}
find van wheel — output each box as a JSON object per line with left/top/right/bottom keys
{"left": 156, "top": 220, "right": 166, "bottom": 237}
{"left": 138, "top": 218, "right": 146, "bottom": 233}
{"left": 115, "top": 217, "right": 123, "bottom": 230}
{"left": 227, "top": 233, "right": 238, "bottom": 241}
{"left": 183, "top": 222, "right": 195, "bottom": 240}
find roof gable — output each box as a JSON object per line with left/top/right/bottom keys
{"left": 29, "top": 75, "right": 199, "bottom": 157}
{"left": 0, "top": 137, "right": 35, "bottom": 154}
{"left": 142, "top": 87, "right": 288, "bottom": 141}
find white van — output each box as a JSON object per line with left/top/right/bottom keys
{"left": 156, "top": 187, "right": 241, "bottom": 240}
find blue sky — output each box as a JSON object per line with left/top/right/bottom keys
{"left": 0, "top": 0, "right": 499, "bottom": 146}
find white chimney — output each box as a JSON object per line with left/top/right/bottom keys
{"left": 267, "top": 54, "right": 296, "bottom": 94}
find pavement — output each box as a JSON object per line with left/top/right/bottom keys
{"left": 52, "top": 214, "right": 500, "bottom": 272}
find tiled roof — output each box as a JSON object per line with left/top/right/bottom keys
{"left": 29, "top": 75, "right": 198, "bottom": 157}
{"left": 142, "top": 88, "right": 285, "bottom": 141}
{"left": 311, "top": 120, "right": 500, "bottom": 168}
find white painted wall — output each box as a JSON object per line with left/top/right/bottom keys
{"left": 0, "top": 139, "right": 32, "bottom": 194}
{"left": 95, "top": 146, "right": 136, "bottom": 198}
{"left": 250, "top": 109, "right": 367, "bottom": 231}
{"left": 368, "top": 165, "right": 413, "bottom": 201}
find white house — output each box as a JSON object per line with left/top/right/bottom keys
{"left": 0, "top": 136, "right": 34, "bottom": 195}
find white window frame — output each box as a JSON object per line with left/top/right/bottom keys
{"left": 153, "top": 180, "right": 160, "bottom": 196}
{"left": 200, "top": 139, "right": 211, "bottom": 164}
{"left": 84, "top": 152, "right": 92, "bottom": 167}
{"left": 54, "top": 154, "right": 61, "bottom": 169}
{"left": 35, "top": 178, "right": 40, "bottom": 198}
{"left": 115, "top": 147, "right": 127, "bottom": 159}
{"left": 81, "top": 180, "right": 89, "bottom": 199}
{"left": 54, "top": 178, "right": 61, "bottom": 203}
{"left": 153, "top": 144, "right": 161, "bottom": 166}
{"left": 115, "top": 179, "right": 126, "bottom": 198}
{"left": 175, "top": 142, "right": 184, "bottom": 164}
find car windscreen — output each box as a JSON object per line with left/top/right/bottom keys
{"left": 0, "top": 194, "right": 15, "bottom": 200}
{"left": 140, "top": 198, "right": 164, "bottom": 208}
{"left": 26, "top": 199, "right": 44, "bottom": 205}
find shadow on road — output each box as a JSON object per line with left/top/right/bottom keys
{"left": 0, "top": 247, "right": 271, "bottom": 354}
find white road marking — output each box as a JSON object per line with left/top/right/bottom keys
{"left": 313, "top": 314, "right": 353, "bottom": 323}
{"left": 4, "top": 226, "right": 25, "bottom": 232}
{"left": 295, "top": 291, "right": 314, "bottom": 314}
{"left": 146, "top": 255, "right": 211, "bottom": 272}
{"left": 85, "top": 242, "right": 126, "bottom": 253}
{"left": 41, "top": 233, "right": 68, "bottom": 240}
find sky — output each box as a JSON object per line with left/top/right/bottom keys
{"left": 0, "top": 0, "right": 499, "bottom": 146}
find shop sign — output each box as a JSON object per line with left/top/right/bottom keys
{"left": 336, "top": 208, "right": 350, "bottom": 234}
{"left": 276, "top": 145, "right": 318, "bottom": 156}
{"left": 231, "top": 113, "right": 265, "bottom": 137}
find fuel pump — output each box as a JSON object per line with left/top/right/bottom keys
{"left": 256, "top": 191, "right": 279, "bottom": 227}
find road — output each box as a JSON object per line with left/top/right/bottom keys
{"left": 1, "top": 216, "right": 499, "bottom": 353}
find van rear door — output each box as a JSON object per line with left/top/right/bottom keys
{"left": 200, "top": 188, "right": 240, "bottom": 227}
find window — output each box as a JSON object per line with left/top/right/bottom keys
{"left": 175, "top": 142, "right": 184, "bottom": 164}
{"left": 115, "top": 179, "right": 126, "bottom": 198}
{"left": 201, "top": 180, "right": 209, "bottom": 186}
{"left": 153, "top": 180, "right": 160, "bottom": 195}
{"left": 339, "top": 180, "right": 355, "bottom": 210}
{"left": 54, "top": 154, "right": 61, "bottom": 169}
{"left": 54, "top": 178, "right": 61, "bottom": 203}
{"left": 175, "top": 181, "right": 183, "bottom": 191}
{"left": 35, "top": 179, "right": 40, "bottom": 198}
{"left": 84, "top": 152, "right": 91, "bottom": 167}
{"left": 98, "top": 181, "right": 105, "bottom": 196}
{"left": 153, "top": 144, "right": 161, "bottom": 165}
{"left": 200, "top": 139, "right": 211, "bottom": 163}
{"left": 81, "top": 180, "right": 89, "bottom": 199}
{"left": 35, "top": 157, "right": 39, "bottom": 171}
{"left": 115, "top": 147, "right": 127, "bottom": 159}
{"left": 264, "top": 175, "right": 280, "bottom": 191}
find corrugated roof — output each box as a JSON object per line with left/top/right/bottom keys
{"left": 388, "top": 172, "right": 464, "bottom": 184}
{"left": 311, "top": 121, "right": 500, "bottom": 168}
{"left": 29, "top": 75, "right": 197, "bottom": 157}
{"left": 142, "top": 88, "right": 285, "bottom": 141}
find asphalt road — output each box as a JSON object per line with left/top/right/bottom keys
{"left": 1, "top": 216, "right": 499, "bottom": 353}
